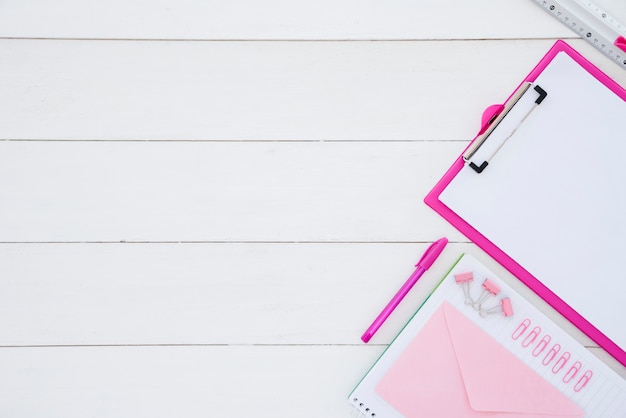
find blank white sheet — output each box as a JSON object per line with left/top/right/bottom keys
{"left": 440, "top": 51, "right": 626, "bottom": 350}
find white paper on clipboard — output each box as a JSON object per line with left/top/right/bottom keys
{"left": 439, "top": 51, "right": 626, "bottom": 351}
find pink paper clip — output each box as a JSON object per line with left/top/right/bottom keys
{"left": 473, "top": 278, "right": 500, "bottom": 309}
{"left": 563, "top": 361, "right": 581, "bottom": 384}
{"left": 574, "top": 370, "right": 593, "bottom": 392}
{"left": 543, "top": 343, "right": 561, "bottom": 366}
{"left": 454, "top": 271, "right": 474, "bottom": 304}
{"left": 512, "top": 319, "right": 530, "bottom": 340}
{"left": 479, "top": 297, "right": 513, "bottom": 317}
{"left": 532, "top": 335, "right": 551, "bottom": 357}
{"left": 522, "top": 326, "right": 541, "bottom": 348}
{"left": 552, "top": 352, "right": 571, "bottom": 374}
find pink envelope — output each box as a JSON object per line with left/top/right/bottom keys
{"left": 375, "top": 302, "right": 584, "bottom": 417}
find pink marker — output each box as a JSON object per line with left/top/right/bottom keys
{"left": 361, "top": 238, "right": 448, "bottom": 343}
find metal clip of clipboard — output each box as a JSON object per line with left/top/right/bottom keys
{"left": 463, "top": 82, "right": 548, "bottom": 173}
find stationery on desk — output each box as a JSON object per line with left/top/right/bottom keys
{"left": 349, "top": 40, "right": 626, "bottom": 417}
{"left": 530, "top": 0, "right": 626, "bottom": 70}
{"left": 349, "top": 254, "right": 626, "bottom": 417}
{"left": 425, "top": 39, "right": 626, "bottom": 367}
{"left": 361, "top": 238, "right": 448, "bottom": 343}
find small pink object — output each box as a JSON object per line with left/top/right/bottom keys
{"left": 482, "top": 279, "right": 501, "bottom": 295}
{"left": 501, "top": 298, "right": 513, "bottom": 316}
{"left": 474, "top": 278, "right": 500, "bottom": 309}
{"left": 543, "top": 344, "right": 561, "bottom": 366}
{"left": 563, "top": 361, "right": 581, "bottom": 384}
{"left": 533, "top": 335, "right": 551, "bottom": 357}
{"left": 574, "top": 370, "right": 593, "bottom": 392}
{"left": 455, "top": 271, "right": 475, "bottom": 305}
{"left": 522, "top": 326, "right": 541, "bottom": 348}
{"left": 512, "top": 319, "right": 530, "bottom": 340}
{"left": 479, "top": 297, "right": 514, "bottom": 317}
{"left": 454, "top": 271, "right": 473, "bottom": 283}
{"left": 552, "top": 352, "right": 571, "bottom": 374}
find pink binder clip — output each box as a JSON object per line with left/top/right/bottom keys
{"left": 479, "top": 297, "right": 514, "bottom": 317}
{"left": 501, "top": 297, "right": 513, "bottom": 316}
{"left": 454, "top": 271, "right": 474, "bottom": 304}
{"left": 474, "top": 278, "right": 501, "bottom": 309}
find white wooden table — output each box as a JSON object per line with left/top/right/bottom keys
{"left": 0, "top": 1, "right": 624, "bottom": 416}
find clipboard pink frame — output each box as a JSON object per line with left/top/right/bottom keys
{"left": 424, "top": 40, "right": 626, "bottom": 367}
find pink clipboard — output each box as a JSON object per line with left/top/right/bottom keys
{"left": 424, "top": 40, "right": 626, "bottom": 367}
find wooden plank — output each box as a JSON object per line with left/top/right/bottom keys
{"left": 0, "top": 141, "right": 464, "bottom": 243}
{"left": 0, "top": 0, "right": 571, "bottom": 40}
{"left": 0, "top": 241, "right": 614, "bottom": 357}
{"left": 0, "top": 242, "right": 477, "bottom": 346}
{"left": 0, "top": 345, "right": 382, "bottom": 417}
{"left": 0, "top": 346, "right": 623, "bottom": 418}
{"left": 0, "top": 304, "right": 622, "bottom": 418}
{"left": 5, "top": 39, "right": 623, "bottom": 142}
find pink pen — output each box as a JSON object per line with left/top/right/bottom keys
{"left": 361, "top": 237, "right": 448, "bottom": 343}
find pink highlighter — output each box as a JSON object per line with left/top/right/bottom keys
{"left": 361, "top": 237, "right": 448, "bottom": 343}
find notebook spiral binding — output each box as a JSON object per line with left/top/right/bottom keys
{"left": 349, "top": 397, "right": 377, "bottom": 417}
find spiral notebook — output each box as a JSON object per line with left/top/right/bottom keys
{"left": 424, "top": 40, "right": 626, "bottom": 367}
{"left": 348, "top": 254, "right": 626, "bottom": 418}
